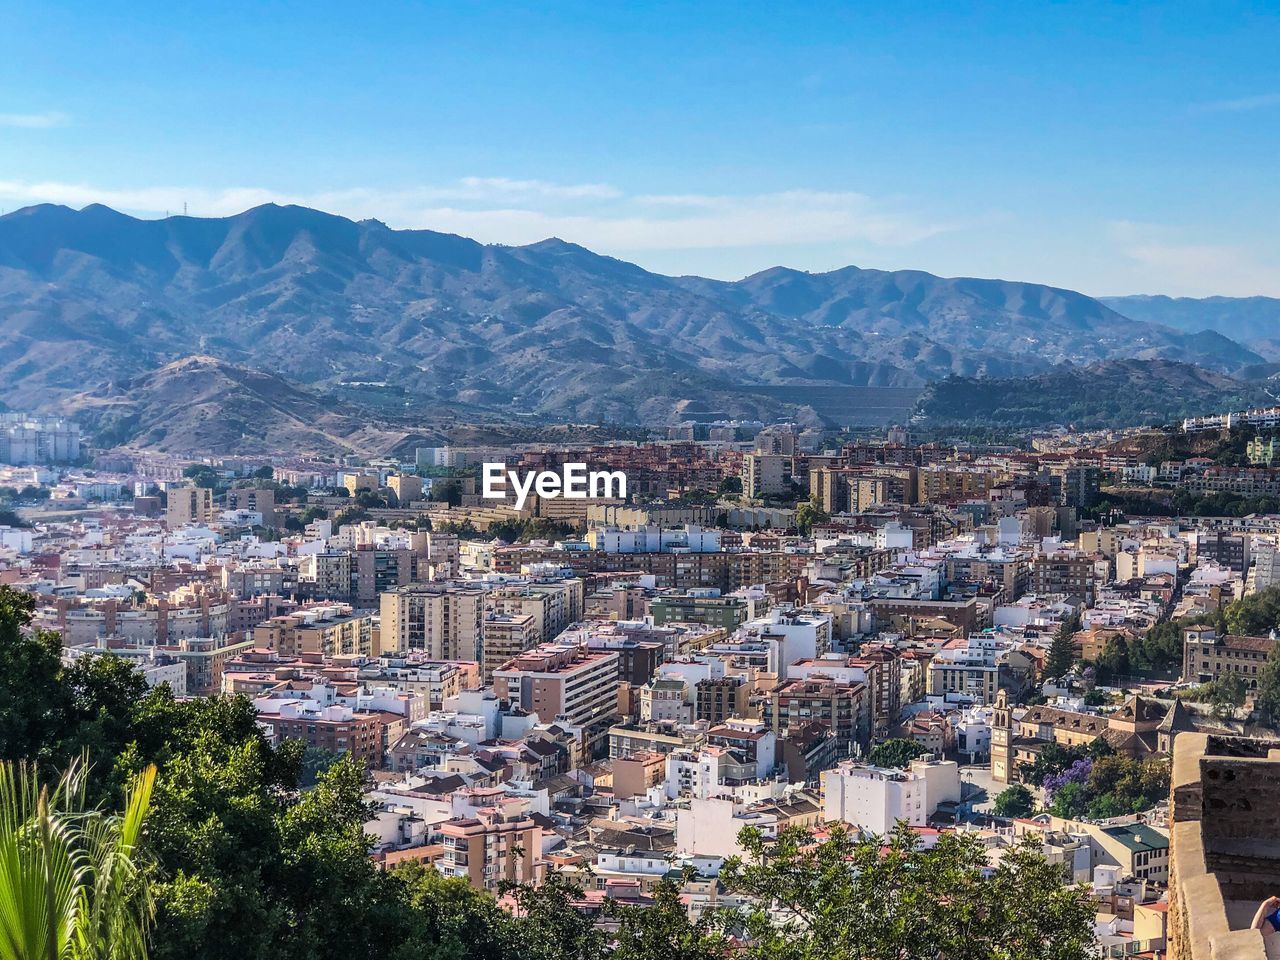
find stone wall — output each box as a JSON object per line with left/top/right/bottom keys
{"left": 1168, "top": 733, "right": 1280, "bottom": 960}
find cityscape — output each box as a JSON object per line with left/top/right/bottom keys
{"left": 3, "top": 5, "right": 1280, "bottom": 960}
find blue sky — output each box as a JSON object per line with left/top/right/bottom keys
{"left": 2, "top": 0, "right": 1279, "bottom": 295}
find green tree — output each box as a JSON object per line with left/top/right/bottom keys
{"left": 0, "top": 510, "right": 28, "bottom": 528}
{"left": 502, "top": 873, "right": 606, "bottom": 960}
{"left": 0, "top": 589, "right": 74, "bottom": 773}
{"left": 333, "top": 507, "right": 370, "bottom": 526}
{"left": 1046, "top": 780, "right": 1090, "bottom": 819}
{"left": 721, "top": 824, "right": 1094, "bottom": 960}
{"left": 182, "top": 465, "right": 220, "bottom": 490}
{"left": 1087, "top": 736, "right": 1115, "bottom": 761}
{"left": 867, "top": 738, "right": 929, "bottom": 768}
{"left": 1224, "top": 584, "right": 1280, "bottom": 636}
{"left": 1021, "top": 741, "right": 1087, "bottom": 785}
{"left": 609, "top": 875, "right": 729, "bottom": 960}
{"left": 430, "top": 480, "right": 463, "bottom": 508}
{"left": 298, "top": 746, "right": 344, "bottom": 788}
{"left": 1204, "top": 674, "right": 1247, "bottom": 720}
{"left": 718, "top": 476, "right": 742, "bottom": 495}
{"left": 1256, "top": 642, "right": 1280, "bottom": 726}
{"left": 793, "top": 498, "right": 829, "bottom": 537}
{"left": 389, "top": 861, "right": 518, "bottom": 960}
{"left": 62, "top": 653, "right": 149, "bottom": 798}
{"left": 676, "top": 488, "right": 718, "bottom": 506}
{"left": 1135, "top": 620, "right": 1184, "bottom": 676}
{"left": 1085, "top": 755, "right": 1169, "bottom": 815}
{"left": 993, "top": 783, "right": 1035, "bottom": 818}
{"left": 0, "top": 758, "right": 156, "bottom": 960}
{"left": 1092, "top": 636, "right": 1130, "bottom": 685}
{"left": 1044, "top": 617, "right": 1079, "bottom": 681}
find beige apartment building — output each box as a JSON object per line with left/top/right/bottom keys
{"left": 379, "top": 584, "right": 486, "bottom": 661}
{"left": 917, "top": 466, "right": 998, "bottom": 504}
{"left": 482, "top": 612, "right": 538, "bottom": 681}
{"left": 608, "top": 720, "right": 706, "bottom": 759}
{"left": 490, "top": 579, "right": 584, "bottom": 646}
{"left": 1030, "top": 550, "right": 1101, "bottom": 602}
{"left": 299, "top": 552, "right": 352, "bottom": 601}
{"left": 253, "top": 605, "right": 374, "bottom": 658}
{"left": 165, "top": 483, "right": 216, "bottom": 527}
{"left": 492, "top": 641, "right": 620, "bottom": 755}
{"left": 166, "top": 634, "right": 254, "bottom": 696}
{"left": 342, "top": 472, "right": 380, "bottom": 496}
{"left": 386, "top": 473, "right": 424, "bottom": 506}
{"left": 810, "top": 466, "right": 917, "bottom": 514}
{"left": 225, "top": 487, "right": 277, "bottom": 525}
{"left": 438, "top": 807, "right": 542, "bottom": 894}
{"left": 741, "top": 453, "right": 793, "bottom": 498}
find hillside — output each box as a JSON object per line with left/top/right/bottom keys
{"left": 1102, "top": 295, "right": 1280, "bottom": 358}
{"left": 59, "top": 355, "right": 421, "bottom": 457}
{"left": 913, "top": 359, "right": 1273, "bottom": 429}
{"left": 0, "top": 203, "right": 1264, "bottom": 435}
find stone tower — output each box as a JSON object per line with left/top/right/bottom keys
{"left": 990, "top": 688, "right": 1013, "bottom": 784}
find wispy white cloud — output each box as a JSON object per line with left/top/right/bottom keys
{"left": 1106, "top": 220, "right": 1280, "bottom": 297}
{"left": 0, "top": 177, "right": 951, "bottom": 257}
{"left": 0, "top": 111, "right": 69, "bottom": 128}
{"left": 1192, "top": 92, "right": 1280, "bottom": 113}
{"left": 457, "top": 177, "right": 621, "bottom": 200}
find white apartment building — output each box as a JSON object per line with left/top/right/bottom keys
{"left": 586, "top": 524, "right": 722, "bottom": 554}
{"left": 927, "top": 633, "right": 1029, "bottom": 704}
{"left": 640, "top": 677, "right": 691, "bottom": 723}
{"left": 735, "top": 607, "right": 832, "bottom": 679}
{"left": 821, "top": 758, "right": 961, "bottom": 834}
{"left": 665, "top": 747, "right": 727, "bottom": 799}
{"left": 675, "top": 795, "right": 780, "bottom": 858}
{"left": 1253, "top": 537, "right": 1280, "bottom": 593}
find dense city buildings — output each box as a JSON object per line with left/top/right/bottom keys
{"left": 7, "top": 419, "right": 1280, "bottom": 958}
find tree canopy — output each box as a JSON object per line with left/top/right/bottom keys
{"left": 993, "top": 784, "right": 1035, "bottom": 818}
{"left": 1043, "top": 616, "right": 1080, "bottom": 682}
{"left": 721, "top": 824, "right": 1095, "bottom": 960}
{"left": 866, "top": 738, "right": 929, "bottom": 769}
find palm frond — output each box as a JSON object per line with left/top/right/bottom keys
{"left": 0, "top": 761, "right": 156, "bottom": 960}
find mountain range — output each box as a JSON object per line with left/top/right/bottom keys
{"left": 0, "top": 202, "right": 1274, "bottom": 452}
{"left": 1100, "top": 295, "right": 1280, "bottom": 365}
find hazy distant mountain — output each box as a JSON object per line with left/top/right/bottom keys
{"left": 62, "top": 355, "right": 423, "bottom": 456}
{"left": 915, "top": 359, "right": 1272, "bottom": 429}
{"left": 0, "top": 202, "right": 1265, "bottom": 438}
{"left": 1102, "top": 294, "right": 1280, "bottom": 358}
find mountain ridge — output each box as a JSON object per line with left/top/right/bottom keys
{"left": 1100, "top": 294, "right": 1280, "bottom": 358}
{"left": 0, "top": 202, "right": 1266, "bottom": 436}
{"left": 59, "top": 354, "right": 426, "bottom": 457}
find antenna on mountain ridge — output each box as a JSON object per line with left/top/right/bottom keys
{"left": 183, "top": 202, "right": 188, "bottom": 216}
